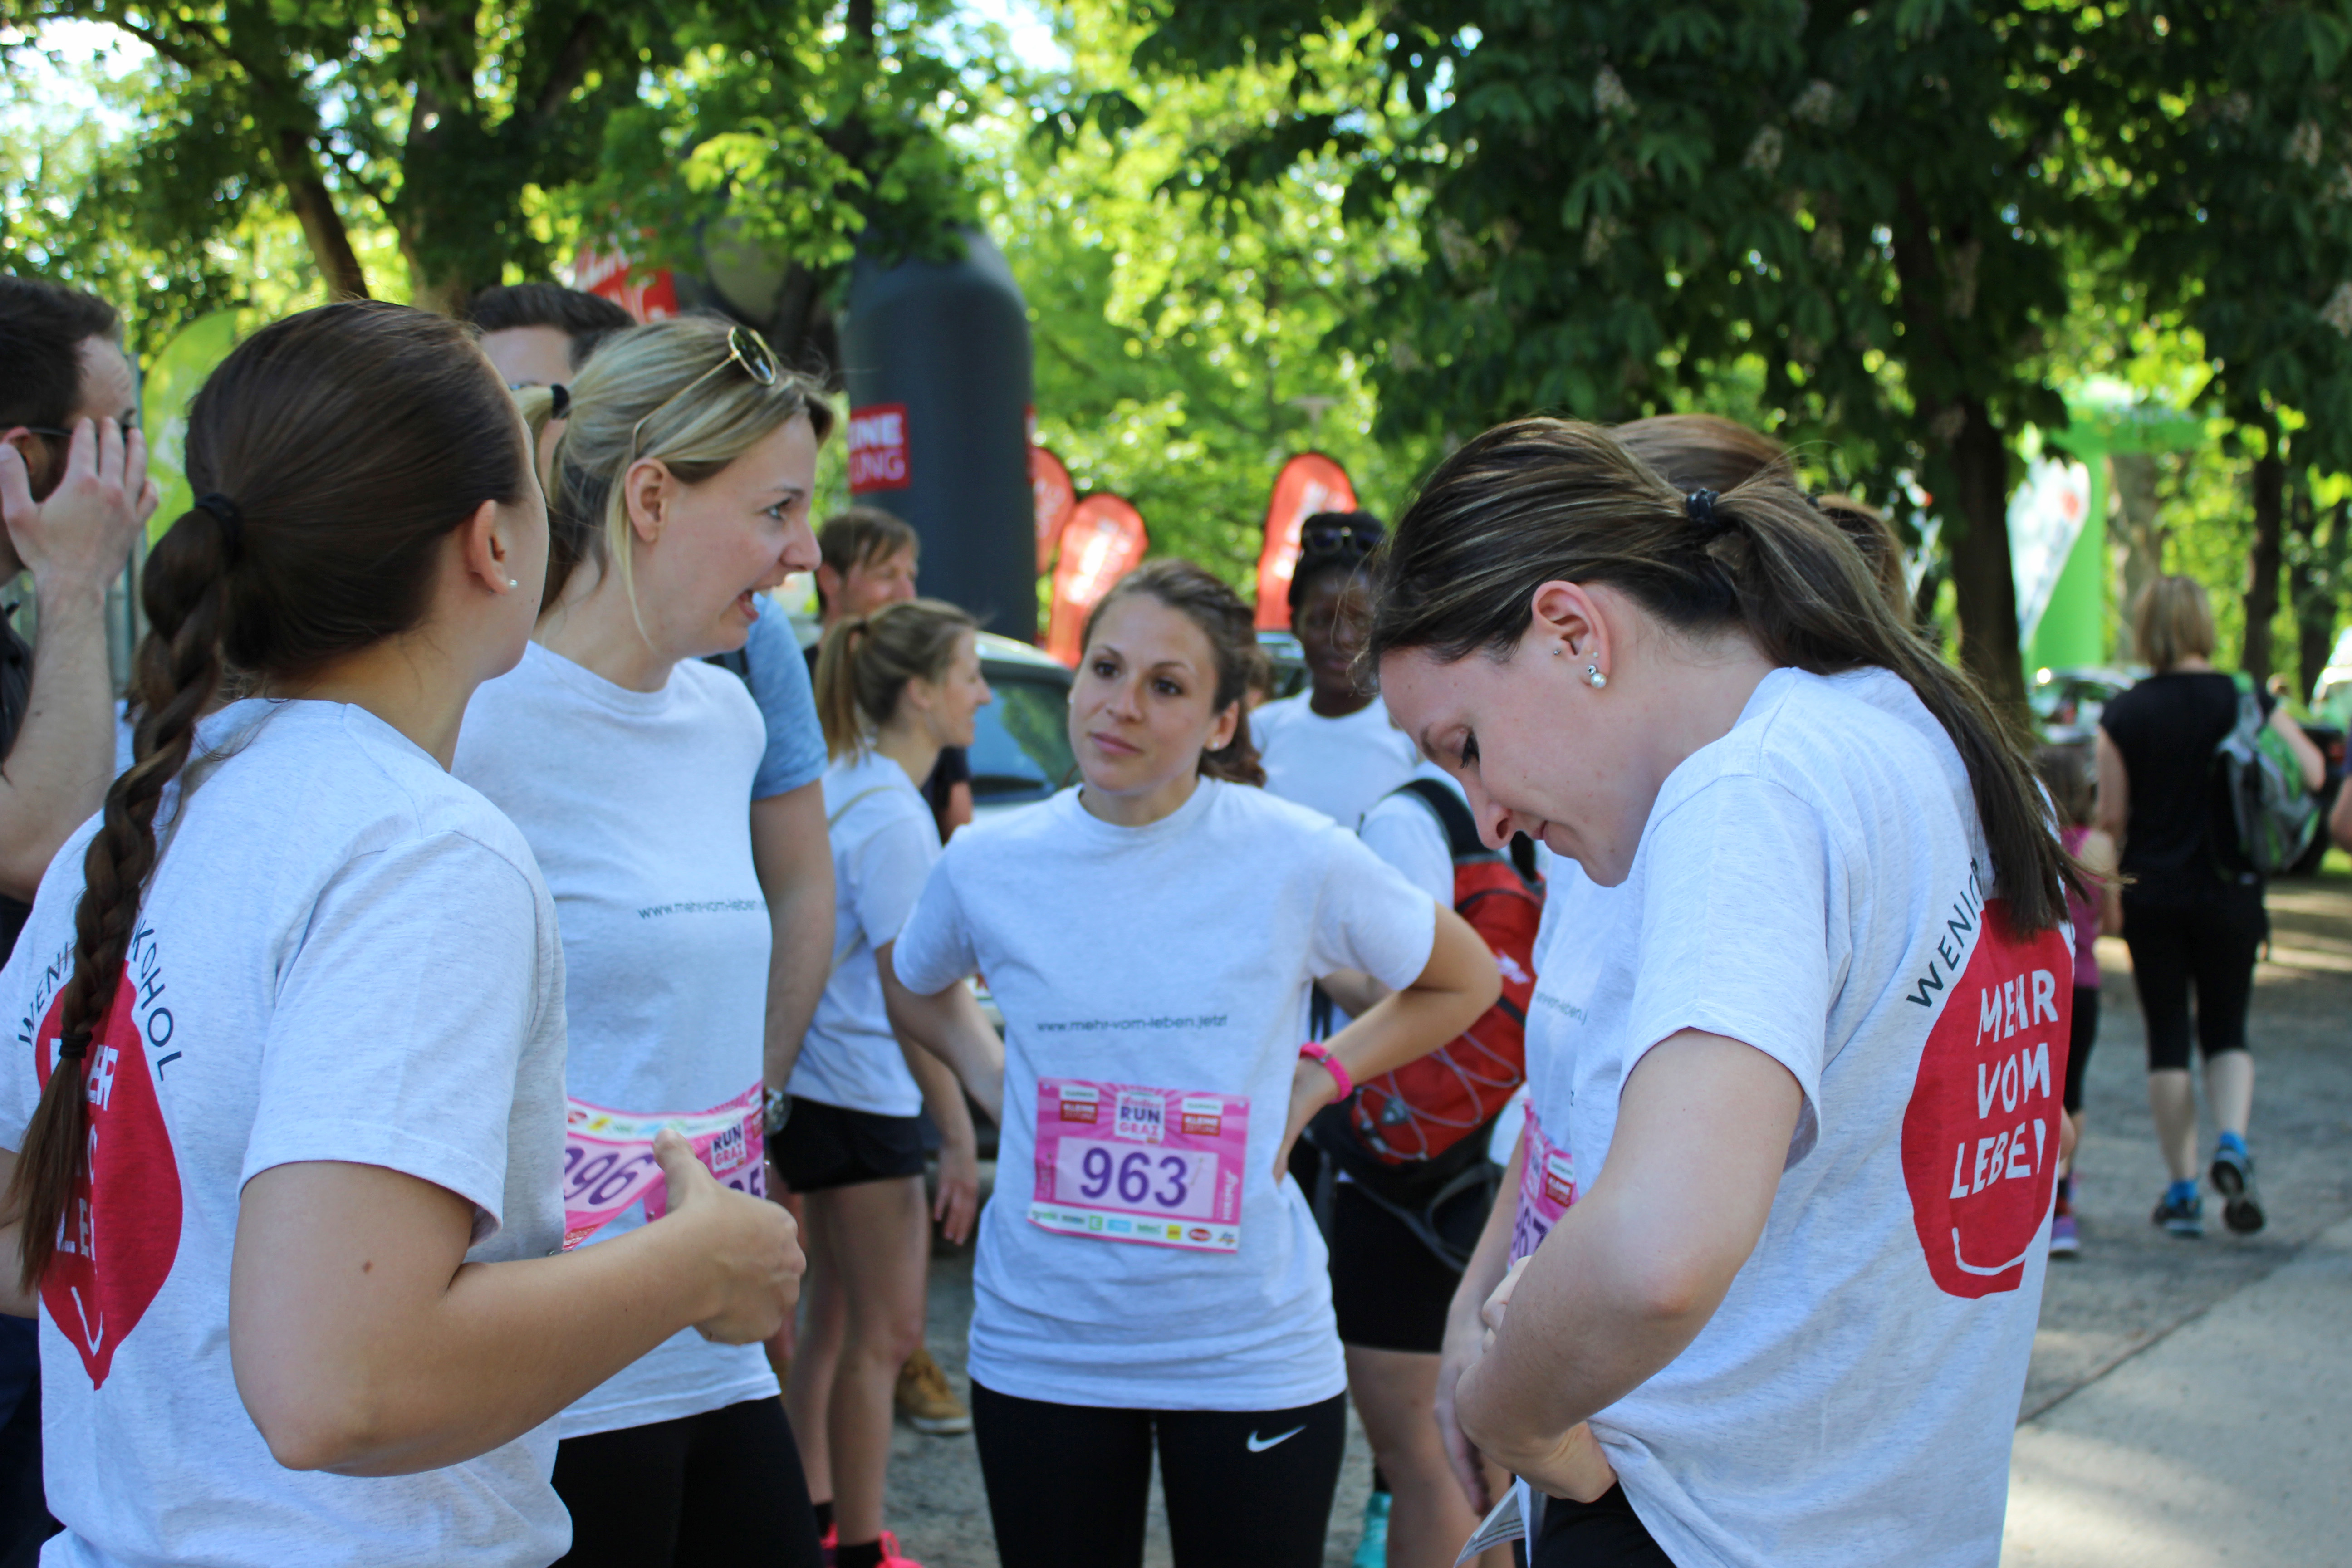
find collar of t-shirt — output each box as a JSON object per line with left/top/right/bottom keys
{"left": 1045, "top": 773, "right": 1220, "bottom": 848}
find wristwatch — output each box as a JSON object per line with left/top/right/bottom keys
{"left": 763, "top": 1087, "right": 793, "bottom": 1136}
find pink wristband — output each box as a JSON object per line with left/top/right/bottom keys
{"left": 1299, "top": 1041, "right": 1353, "bottom": 1101}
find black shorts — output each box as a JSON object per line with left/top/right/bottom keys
{"left": 768, "top": 1097, "right": 926, "bottom": 1192}
{"left": 1528, "top": 1483, "right": 1672, "bottom": 1567}
{"left": 1329, "top": 1180, "right": 1466, "bottom": 1354}
{"left": 551, "top": 1397, "right": 822, "bottom": 1567}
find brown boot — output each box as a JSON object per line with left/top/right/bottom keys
{"left": 893, "top": 1346, "right": 971, "bottom": 1435}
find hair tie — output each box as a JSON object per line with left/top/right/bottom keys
{"left": 193, "top": 493, "right": 244, "bottom": 560}
{"left": 550, "top": 383, "right": 571, "bottom": 420}
{"left": 1685, "top": 489, "right": 1727, "bottom": 534}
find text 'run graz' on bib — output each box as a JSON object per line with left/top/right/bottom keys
{"left": 1030, "top": 1079, "right": 1248, "bottom": 1253}
{"left": 1899, "top": 881, "right": 2073, "bottom": 1298}
{"left": 32, "top": 959, "right": 184, "bottom": 1391}
{"left": 1509, "top": 1106, "right": 1575, "bottom": 1264}
{"left": 561, "top": 1083, "right": 765, "bottom": 1251}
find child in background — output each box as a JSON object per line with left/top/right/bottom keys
{"left": 2037, "top": 743, "right": 2122, "bottom": 1256}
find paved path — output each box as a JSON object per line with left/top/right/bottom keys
{"left": 876, "top": 875, "right": 2352, "bottom": 1567}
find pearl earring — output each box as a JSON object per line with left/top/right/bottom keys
{"left": 506, "top": 578, "right": 519, "bottom": 590}
{"left": 1586, "top": 664, "right": 1607, "bottom": 690}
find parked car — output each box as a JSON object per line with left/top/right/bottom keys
{"left": 969, "top": 631, "right": 1077, "bottom": 819}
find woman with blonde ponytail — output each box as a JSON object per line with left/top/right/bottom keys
{"left": 0, "top": 302, "right": 800, "bottom": 1568}
{"left": 774, "top": 598, "right": 994, "bottom": 1568}
{"left": 454, "top": 313, "right": 833, "bottom": 1566}
{"left": 1374, "top": 417, "right": 2077, "bottom": 1568}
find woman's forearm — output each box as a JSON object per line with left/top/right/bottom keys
{"left": 1322, "top": 904, "right": 1499, "bottom": 1083}
{"left": 904, "top": 1036, "right": 978, "bottom": 1150}
{"left": 751, "top": 785, "right": 836, "bottom": 1090}
{"left": 880, "top": 947, "right": 1004, "bottom": 1124}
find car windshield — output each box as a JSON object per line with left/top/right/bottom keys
{"left": 970, "top": 666, "right": 1076, "bottom": 804}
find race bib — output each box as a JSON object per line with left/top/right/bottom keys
{"left": 1509, "top": 1106, "right": 1575, "bottom": 1263}
{"left": 561, "top": 1083, "right": 766, "bottom": 1251}
{"left": 1029, "top": 1079, "right": 1247, "bottom": 1253}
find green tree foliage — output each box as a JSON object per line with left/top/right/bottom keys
{"left": 0, "top": 0, "right": 978, "bottom": 325}
{"left": 991, "top": 14, "right": 1437, "bottom": 585}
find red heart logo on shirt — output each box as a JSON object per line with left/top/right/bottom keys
{"left": 33, "top": 967, "right": 183, "bottom": 1389}
{"left": 1900, "top": 897, "right": 2072, "bottom": 1298}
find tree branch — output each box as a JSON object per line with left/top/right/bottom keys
{"left": 529, "top": 8, "right": 606, "bottom": 126}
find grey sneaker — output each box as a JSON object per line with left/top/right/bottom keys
{"left": 2210, "top": 1142, "right": 2266, "bottom": 1235}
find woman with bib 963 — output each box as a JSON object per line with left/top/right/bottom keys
{"left": 0, "top": 303, "right": 801, "bottom": 1568}
{"left": 879, "top": 559, "right": 1499, "bottom": 1568}
{"left": 1377, "top": 421, "right": 2082, "bottom": 1568}
{"left": 455, "top": 315, "right": 830, "bottom": 1566}
{"left": 778, "top": 598, "right": 997, "bottom": 1568}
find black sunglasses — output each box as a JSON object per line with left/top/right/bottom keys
{"left": 1301, "top": 520, "right": 1381, "bottom": 556}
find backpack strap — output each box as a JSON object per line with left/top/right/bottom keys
{"left": 1393, "top": 777, "right": 1488, "bottom": 863}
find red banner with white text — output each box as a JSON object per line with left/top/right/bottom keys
{"left": 1254, "top": 453, "right": 1358, "bottom": 630}
{"left": 1045, "top": 495, "right": 1150, "bottom": 666}
{"left": 571, "top": 244, "right": 681, "bottom": 323}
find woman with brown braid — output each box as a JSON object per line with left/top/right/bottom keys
{"left": 0, "top": 301, "right": 800, "bottom": 1568}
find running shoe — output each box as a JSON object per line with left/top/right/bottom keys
{"left": 819, "top": 1525, "right": 836, "bottom": 1568}
{"left": 2151, "top": 1188, "right": 2204, "bottom": 1238}
{"left": 874, "top": 1531, "right": 924, "bottom": 1568}
{"left": 2210, "top": 1139, "right": 2267, "bottom": 1235}
{"left": 894, "top": 1347, "right": 973, "bottom": 1435}
{"left": 1352, "top": 1489, "right": 1392, "bottom": 1568}
{"left": 2048, "top": 1211, "right": 2080, "bottom": 1256}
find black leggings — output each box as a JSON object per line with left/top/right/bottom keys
{"left": 2063, "top": 986, "right": 2099, "bottom": 1115}
{"left": 551, "top": 1397, "right": 823, "bottom": 1568}
{"left": 970, "top": 1381, "right": 1347, "bottom": 1568}
{"left": 2121, "top": 889, "right": 2265, "bottom": 1073}
{"left": 1528, "top": 1484, "right": 1673, "bottom": 1567}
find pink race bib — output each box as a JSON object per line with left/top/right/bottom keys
{"left": 561, "top": 1083, "right": 766, "bottom": 1251}
{"left": 1029, "top": 1079, "right": 1248, "bottom": 1253}
{"left": 1509, "top": 1106, "right": 1576, "bottom": 1263}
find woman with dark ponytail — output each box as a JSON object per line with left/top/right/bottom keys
{"left": 880, "top": 559, "right": 1500, "bottom": 1568}
{"left": 1376, "top": 418, "right": 2076, "bottom": 1568}
{"left": 0, "top": 302, "right": 801, "bottom": 1568}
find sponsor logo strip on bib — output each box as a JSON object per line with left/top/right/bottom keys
{"left": 1029, "top": 1079, "right": 1247, "bottom": 1253}
{"left": 561, "top": 1083, "right": 766, "bottom": 1250}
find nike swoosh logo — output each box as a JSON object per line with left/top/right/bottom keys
{"left": 1246, "top": 1425, "right": 1306, "bottom": 1453}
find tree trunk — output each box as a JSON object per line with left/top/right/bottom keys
{"left": 2297, "top": 499, "right": 2348, "bottom": 701}
{"left": 1942, "top": 396, "right": 2029, "bottom": 715}
{"left": 273, "top": 129, "right": 370, "bottom": 300}
{"left": 2285, "top": 481, "right": 2323, "bottom": 700}
{"left": 2108, "top": 450, "right": 2165, "bottom": 654}
{"left": 2243, "top": 442, "right": 2284, "bottom": 683}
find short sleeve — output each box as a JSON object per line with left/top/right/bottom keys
{"left": 1310, "top": 828, "right": 1439, "bottom": 993}
{"left": 850, "top": 809, "right": 939, "bottom": 951}
{"left": 243, "top": 832, "right": 547, "bottom": 1240}
{"left": 1623, "top": 774, "right": 1830, "bottom": 1160}
{"left": 745, "top": 612, "right": 827, "bottom": 800}
{"left": 891, "top": 852, "right": 979, "bottom": 995}
{"left": 1357, "top": 795, "right": 1456, "bottom": 909}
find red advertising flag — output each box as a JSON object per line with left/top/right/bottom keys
{"left": 571, "top": 243, "right": 681, "bottom": 323}
{"left": 1253, "top": 452, "right": 1358, "bottom": 629}
{"left": 1032, "top": 446, "right": 1077, "bottom": 573}
{"left": 1045, "top": 495, "right": 1149, "bottom": 666}
{"left": 848, "top": 403, "right": 913, "bottom": 493}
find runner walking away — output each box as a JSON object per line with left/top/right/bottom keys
{"left": 0, "top": 301, "right": 801, "bottom": 1568}
{"left": 2035, "top": 744, "right": 2120, "bottom": 1257}
{"left": 881, "top": 559, "right": 1500, "bottom": 1568}
{"left": 1374, "top": 419, "right": 2084, "bottom": 1568}
{"left": 1252, "top": 513, "right": 1420, "bottom": 830}
{"left": 456, "top": 313, "right": 831, "bottom": 1567}
{"left": 1320, "top": 761, "right": 1530, "bottom": 1568}
{"left": 0, "top": 276, "right": 159, "bottom": 1565}
{"left": 2095, "top": 576, "right": 2324, "bottom": 1238}
{"left": 778, "top": 600, "right": 997, "bottom": 1568}
{"left": 800, "top": 506, "right": 976, "bottom": 1435}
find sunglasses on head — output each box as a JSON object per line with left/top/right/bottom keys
{"left": 628, "top": 325, "right": 782, "bottom": 463}
{"left": 1301, "top": 519, "right": 1380, "bottom": 556}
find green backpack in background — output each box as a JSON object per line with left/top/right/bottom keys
{"left": 2216, "top": 673, "right": 2319, "bottom": 877}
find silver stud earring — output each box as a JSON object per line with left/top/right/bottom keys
{"left": 506, "top": 578, "right": 519, "bottom": 590}
{"left": 1586, "top": 664, "right": 1607, "bottom": 690}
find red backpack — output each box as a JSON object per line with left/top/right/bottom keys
{"left": 1343, "top": 779, "right": 1541, "bottom": 1165}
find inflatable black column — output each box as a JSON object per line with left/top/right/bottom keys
{"left": 839, "top": 227, "right": 1037, "bottom": 642}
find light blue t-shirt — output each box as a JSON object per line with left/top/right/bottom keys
{"left": 733, "top": 606, "right": 827, "bottom": 800}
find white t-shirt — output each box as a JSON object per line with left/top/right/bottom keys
{"left": 1251, "top": 692, "right": 1421, "bottom": 829}
{"left": 1523, "top": 667, "right": 2063, "bottom": 1568}
{"left": 789, "top": 750, "right": 940, "bottom": 1118}
{"left": 1356, "top": 762, "right": 1464, "bottom": 908}
{"left": 454, "top": 643, "right": 779, "bottom": 1438}
{"left": 892, "top": 779, "right": 1436, "bottom": 1411}
{"left": 0, "top": 700, "right": 571, "bottom": 1568}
